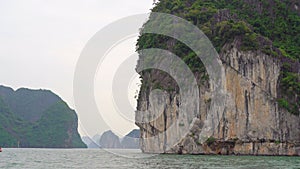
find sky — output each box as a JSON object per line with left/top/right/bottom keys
{"left": 0, "top": 0, "right": 154, "bottom": 137}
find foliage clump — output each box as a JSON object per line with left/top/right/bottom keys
{"left": 206, "top": 136, "right": 216, "bottom": 146}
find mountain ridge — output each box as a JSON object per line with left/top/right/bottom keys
{"left": 83, "top": 129, "right": 140, "bottom": 149}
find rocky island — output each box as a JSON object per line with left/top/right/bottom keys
{"left": 0, "top": 85, "right": 86, "bottom": 148}
{"left": 135, "top": 0, "right": 300, "bottom": 155}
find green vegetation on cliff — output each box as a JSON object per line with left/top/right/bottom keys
{"left": 137, "top": 0, "right": 300, "bottom": 115}
{"left": 0, "top": 85, "right": 86, "bottom": 148}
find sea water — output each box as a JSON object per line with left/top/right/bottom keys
{"left": 0, "top": 148, "right": 299, "bottom": 169}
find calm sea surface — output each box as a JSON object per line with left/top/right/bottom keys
{"left": 0, "top": 148, "right": 299, "bottom": 169}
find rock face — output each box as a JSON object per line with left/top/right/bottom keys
{"left": 136, "top": 43, "right": 300, "bottom": 155}
{"left": 0, "top": 85, "right": 86, "bottom": 148}
{"left": 135, "top": 0, "right": 300, "bottom": 155}
{"left": 136, "top": 42, "right": 300, "bottom": 155}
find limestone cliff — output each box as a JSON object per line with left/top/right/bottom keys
{"left": 135, "top": 0, "right": 300, "bottom": 155}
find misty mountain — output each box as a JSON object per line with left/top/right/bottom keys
{"left": 0, "top": 85, "right": 86, "bottom": 148}
{"left": 121, "top": 129, "right": 140, "bottom": 149}
{"left": 95, "top": 129, "right": 140, "bottom": 149}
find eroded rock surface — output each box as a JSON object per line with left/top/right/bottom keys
{"left": 136, "top": 42, "right": 300, "bottom": 155}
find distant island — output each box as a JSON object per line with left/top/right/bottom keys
{"left": 0, "top": 85, "right": 86, "bottom": 148}
{"left": 82, "top": 129, "right": 140, "bottom": 149}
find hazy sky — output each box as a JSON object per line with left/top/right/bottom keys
{"left": 0, "top": 0, "right": 154, "bottom": 137}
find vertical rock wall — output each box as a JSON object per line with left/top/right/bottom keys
{"left": 136, "top": 41, "right": 300, "bottom": 155}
